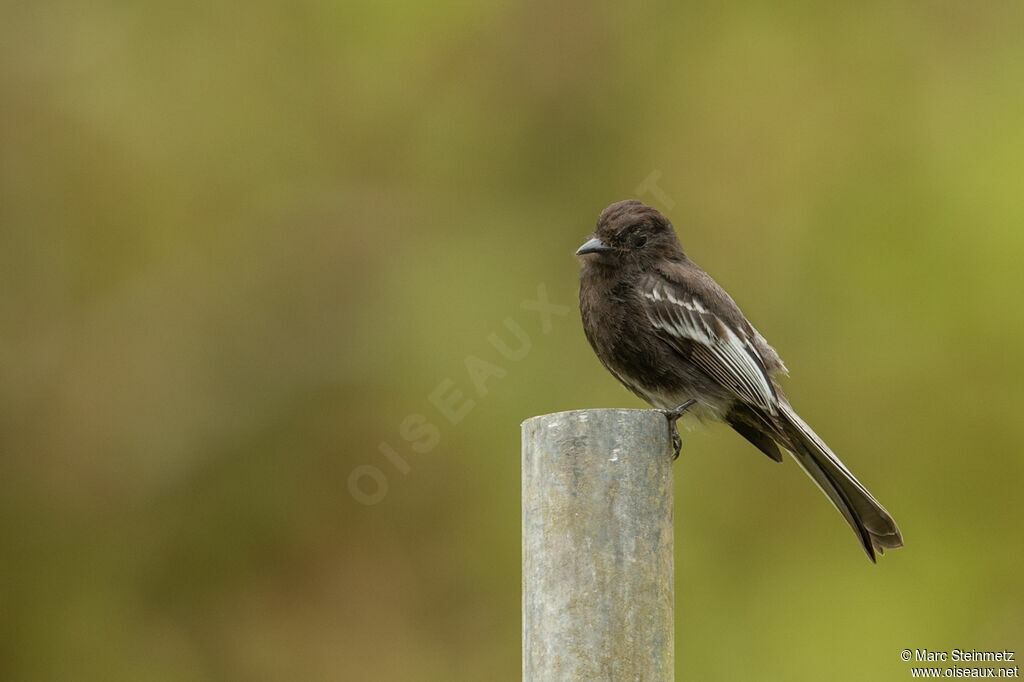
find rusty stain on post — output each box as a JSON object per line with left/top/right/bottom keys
{"left": 522, "top": 408, "right": 674, "bottom": 681}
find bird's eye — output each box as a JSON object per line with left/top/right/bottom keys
{"left": 632, "top": 233, "right": 647, "bottom": 248}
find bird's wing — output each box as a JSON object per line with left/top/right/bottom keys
{"left": 641, "top": 280, "right": 779, "bottom": 414}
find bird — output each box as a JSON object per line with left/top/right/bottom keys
{"left": 576, "top": 199, "right": 903, "bottom": 561}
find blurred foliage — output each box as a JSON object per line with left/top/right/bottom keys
{"left": 2, "top": 1, "right": 1023, "bottom": 680}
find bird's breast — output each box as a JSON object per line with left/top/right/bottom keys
{"left": 579, "top": 271, "right": 735, "bottom": 417}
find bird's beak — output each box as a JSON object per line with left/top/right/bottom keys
{"left": 576, "top": 236, "right": 613, "bottom": 256}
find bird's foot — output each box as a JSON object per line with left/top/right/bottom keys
{"left": 658, "top": 399, "right": 697, "bottom": 460}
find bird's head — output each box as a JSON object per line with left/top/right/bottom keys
{"left": 576, "top": 200, "right": 684, "bottom": 266}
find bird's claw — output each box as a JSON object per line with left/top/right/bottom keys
{"left": 658, "top": 399, "right": 697, "bottom": 460}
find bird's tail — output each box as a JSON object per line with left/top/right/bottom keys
{"left": 778, "top": 403, "right": 903, "bottom": 561}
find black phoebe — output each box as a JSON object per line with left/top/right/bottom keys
{"left": 577, "top": 199, "right": 903, "bottom": 561}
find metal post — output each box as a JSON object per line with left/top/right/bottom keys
{"left": 522, "top": 408, "right": 674, "bottom": 681}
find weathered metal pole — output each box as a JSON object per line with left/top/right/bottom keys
{"left": 522, "top": 408, "right": 674, "bottom": 681}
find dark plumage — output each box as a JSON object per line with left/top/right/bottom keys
{"left": 577, "top": 199, "right": 903, "bottom": 561}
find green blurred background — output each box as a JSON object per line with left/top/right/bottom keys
{"left": 3, "top": 2, "right": 1023, "bottom": 680}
